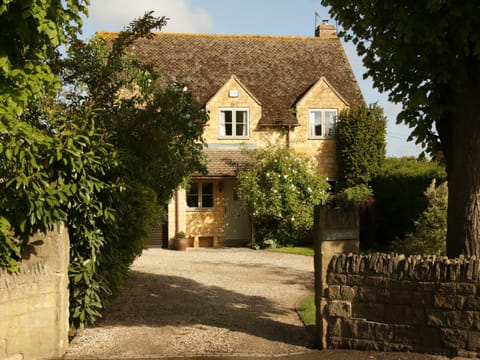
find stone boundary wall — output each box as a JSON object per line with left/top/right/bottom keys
{"left": 0, "top": 224, "right": 69, "bottom": 360}
{"left": 325, "top": 253, "right": 480, "bottom": 357}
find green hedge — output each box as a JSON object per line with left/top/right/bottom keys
{"left": 371, "top": 157, "right": 446, "bottom": 249}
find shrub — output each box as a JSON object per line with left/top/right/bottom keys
{"left": 334, "top": 184, "right": 373, "bottom": 207}
{"left": 391, "top": 179, "right": 447, "bottom": 255}
{"left": 336, "top": 104, "right": 387, "bottom": 189}
{"left": 237, "top": 146, "right": 330, "bottom": 246}
{"left": 371, "top": 157, "right": 446, "bottom": 248}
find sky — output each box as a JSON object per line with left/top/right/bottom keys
{"left": 81, "top": 0, "right": 424, "bottom": 158}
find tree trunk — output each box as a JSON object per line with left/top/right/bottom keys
{"left": 445, "top": 63, "right": 480, "bottom": 258}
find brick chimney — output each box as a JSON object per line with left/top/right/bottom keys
{"left": 315, "top": 20, "right": 336, "bottom": 39}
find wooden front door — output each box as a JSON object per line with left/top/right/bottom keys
{"left": 223, "top": 180, "right": 250, "bottom": 246}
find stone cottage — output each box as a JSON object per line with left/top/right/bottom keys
{"left": 115, "top": 22, "right": 364, "bottom": 248}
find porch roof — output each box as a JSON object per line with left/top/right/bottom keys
{"left": 194, "top": 149, "right": 252, "bottom": 179}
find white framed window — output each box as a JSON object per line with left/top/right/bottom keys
{"left": 309, "top": 109, "right": 337, "bottom": 138}
{"left": 186, "top": 182, "right": 215, "bottom": 209}
{"left": 219, "top": 108, "right": 249, "bottom": 138}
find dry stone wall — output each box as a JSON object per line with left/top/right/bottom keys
{"left": 0, "top": 224, "right": 69, "bottom": 360}
{"left": 325, "top": 253, "right": 480, "bottom": 357}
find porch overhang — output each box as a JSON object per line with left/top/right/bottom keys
{"left": 193, "top": 149, "right": 252, "bottom": 179}
{"left": 192, "top": 175, "right": 236, "bottom": 180}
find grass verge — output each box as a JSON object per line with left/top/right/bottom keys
{"left": 297, "top": 293, "right": 316, "bottom": 326}
{"left": 266, "top": 246, "right": 314, "bottom": 256}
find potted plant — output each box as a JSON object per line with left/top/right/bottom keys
{"left": 174, "top": 231, "right": 188, "bottom": 251}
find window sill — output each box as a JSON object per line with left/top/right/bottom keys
{"left": 217, "top": 136, "right": 250, "bottom": 140}
{"left": 186, "top": 207, "right": 215, "bottom": 212}
{"left": 307, "top": 136, "right": 336, "bottom": 140}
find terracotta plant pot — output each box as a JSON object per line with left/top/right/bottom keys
{"left": 174, "top": 237, "right": 188, "bottom": 251}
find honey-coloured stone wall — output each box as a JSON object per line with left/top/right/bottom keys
{"left": 168, "top": 180, "right": 225, "bottom": 248}
{"left": 185, "top": 181, "right": 225, "bottom": 247}
{"left": 0, "top": 224, "right": 69, "bottom": 360}
{"left": 205, "top": 76, "right": 266, "bottom": 146}
{"left": 293, "top": 77, "right": 349, "bottom": 178}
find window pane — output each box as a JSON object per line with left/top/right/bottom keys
{"left": 325, "top": 111, "right": 336, "bottom": 137}
{"left": 311, "top": 111, "right": 322, "bottom": 136}
{"left": 187, "top": 183, "right": 199, "bottom": 207}
{"left": 202, "top": 182, "right": 214, "bottom": 208}
{"left": 221, "top": 110, "right": 233, "bottom": 136}
{"left": 236, "top": 111, "right": 247, "bottom": 136}
{"left": 202, "top": 182, "right": 214, "bottom": 194}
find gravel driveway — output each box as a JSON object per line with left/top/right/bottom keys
{"left": 65, "top": 248, "right": 316, "bottom": 359}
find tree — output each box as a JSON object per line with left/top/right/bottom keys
{"left": 237, "top": 147, "right": 330, "bottom": 246}
{"left": 336, "top": 103, "right": 386, "bottom": 189}
{"left": 60, "top": 13, "right": 208, "bottom": 327}
{"left": 62, "top": 13, "right": 207, "bottom": 204}
{"left": 0, "top": 0, "right": 87, "bottom": 122}
{"left": 322, "top": 1, "right": 480, "bottom": 257}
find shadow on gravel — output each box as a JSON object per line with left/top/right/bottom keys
{"left": 96, "top": 270, "right": 313, "bottom": 348}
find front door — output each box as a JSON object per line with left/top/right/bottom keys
{"left": 223, "top": 180, "right": 250, "bottom": 246}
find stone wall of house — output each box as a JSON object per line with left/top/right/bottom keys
{"left": 204, "top": 75, "right": 346, "bottom": 178}
{"left": 205, "top": 75, "right": 264, "bottom": 146}
{"left": 167, "top": 188, "right": 187, "bottom": 249}
{"left": 293, "top": 78, "right": 349, "bottom": 179}
{"left": 0, "top": 224, "right": 69, "bottom": 360}
{"left": 168, "top": 181, "right": 225, "bottom": 248}
{"left": 185, "top": 180, "right": 224, "bottom": 247}
{"left": 324, "top": 253, "right": 480, "bottom": 357}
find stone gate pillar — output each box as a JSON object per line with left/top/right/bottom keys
{"left": 313, "top": 205, "right": 359, "bottom": 348}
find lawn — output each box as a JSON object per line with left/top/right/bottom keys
{"left": 266, "top": 246, "right": 314, "bottom": 256}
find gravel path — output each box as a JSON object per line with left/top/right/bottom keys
{"left": 65, "top": 248, "right": 316, "bottom": 359}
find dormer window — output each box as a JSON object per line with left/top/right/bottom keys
{"left": 219, "top": 108, "right": 249, "bottom": 138}
{"left": 309, "top": 109, "right": 337, "bottom": 139}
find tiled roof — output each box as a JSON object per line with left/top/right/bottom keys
{"left": 195, "top": 149, "right": 252, "bottom": 178}
{"left": 100, "top": 32, "right": 364, "bottom": 126}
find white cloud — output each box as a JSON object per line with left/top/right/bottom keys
{"left": 85, "top": 0, "right": 213, "bottom": 34}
